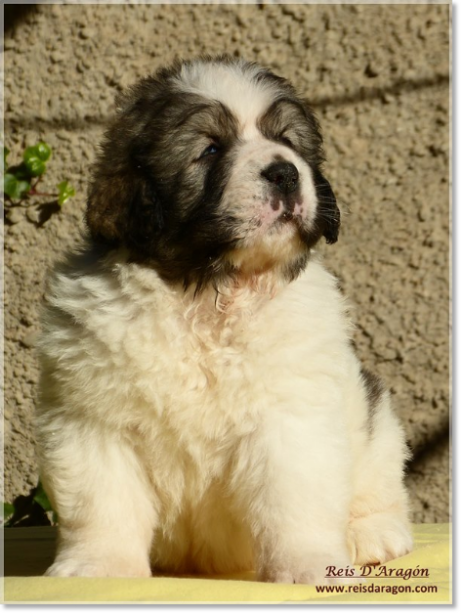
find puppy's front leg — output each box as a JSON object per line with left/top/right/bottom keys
{"left": 238, "top": 404, "right": 353, "bottom": 585}
{"left": 37, "top": 417, "right": 158, "bottom": 577}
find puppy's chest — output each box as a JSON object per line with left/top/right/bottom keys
{"left": 125, "top": 290, "right": 274, "bottom": 431}
{"left": 114, "top": 273, "right": 342, "bottom": 441}
{"left": 154, "top": 299, "right": 255, "bottom": 394}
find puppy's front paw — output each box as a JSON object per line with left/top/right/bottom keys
{"left": 45, "top": 561, "right": 102, "bottom": 577}
{"left": 348, "top": 511, "right": 413, "bottom": 565}
{"left": 45, "top": 557, "right": 151, "bottom": 578}
{"left": 257, "top": 552, "right": 352, "bottom": 585}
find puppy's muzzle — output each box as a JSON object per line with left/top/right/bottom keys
{"left": 261, "top": 161, "right": 301, "bottom": 221}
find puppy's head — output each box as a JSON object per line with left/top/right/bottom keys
{"left": 87, "top": 56, "right": 340, "bottom": 290}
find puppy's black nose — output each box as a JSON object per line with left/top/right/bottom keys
{"left": 261, "top": 161, "right": 299, "bottom": 195}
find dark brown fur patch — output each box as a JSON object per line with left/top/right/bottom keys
{"left": 361, "top": 368, "right": 386, "bottom": 436}
{"left": 258, "top": 98, "right": 324, "bottom": 164}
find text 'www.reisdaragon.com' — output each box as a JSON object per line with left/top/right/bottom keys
{"left": 315, "top": 583, "right": 438, "bottom": 596}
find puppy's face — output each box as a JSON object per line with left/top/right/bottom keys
{"left": 87, "top": 57, "right": 340, "bottom": 290}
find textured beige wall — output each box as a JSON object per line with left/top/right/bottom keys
{"left": 4, "top": 2, "right": 450, "bottom": 522}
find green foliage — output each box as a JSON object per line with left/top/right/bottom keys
{"left": 4, "top": 146, "right": 10, "bottom": 170}
{"left": 23, "top": 142, "right": 51, "bottom": 177}
{"left": 3, "top": 502, "right": 15, "bottom": 523}
{"left": 3, "top": 173, "right": 31, "bottom": 200}
{"left": 2, "top": 481, "right": 58, "bottom": 527}
{"left": 33, "top": 482, "right": 53, "bottom": 512}
{"left": 27, "top": 142, "right": 52, "bottom": 162}
{"left": 3, "top": 140, "right": 75, "bottom": 215}
{"left": 57, "top": 180, "right": 76, "bottom": 206}
{"left": 24, "top": 156, "right": 46, "bottom": 178}
{"left": 34, "top": 482, "right": 59, "bottom": 524}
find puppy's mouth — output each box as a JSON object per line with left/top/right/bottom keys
{"left": 280, "top": 210, "right": 295, "bottom": 223}
{"left": 275, "top": 209, "right": 300, "bottom": 225}
{"left": 224, "top": 208, "right": 310, "bottom": 278}
{"left": 269, "top": 208, "right": 305, "bottom": 236}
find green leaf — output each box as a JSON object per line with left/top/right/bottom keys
{"left": 16, "top": 179, "right": 31, "bottom": 197}
{"left": 33, "top": 482, "right": 53, "bottom": 512}
{"left": 4, "top": 146, "right": 9, "bottom": 171}
{"left": 3, "top": 173, "right": 31, "bottom": 199}
{"left": 3, "top": 502, "right": 15, "bottom": 521}
{"left": 23, "top": 145, "right": 49, "bottom": 176}
{"left": 24, "top": 156, "right": 46, "bottom": 178}
{"left": 3, "top": 173, "right": 18, "bottom": 197}
{"left": 35, "top": 142, "right": 52, "bottom": 162}
{"left": 23, "top": 145, "right": 40, "bottom": 163}
{"left": 57, "top": 180, "right": 75, "bottom": 206}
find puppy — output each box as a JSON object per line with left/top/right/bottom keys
{"left": 36, "top": 56, "right": 412, "bottom": 582}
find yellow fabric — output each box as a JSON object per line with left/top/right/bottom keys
{"left": 2, "top": 524, "right": 451, "bottom": 604}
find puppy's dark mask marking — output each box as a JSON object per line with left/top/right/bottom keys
{"left": 312, "top": 169, "right": 340, "bottom": 245}
{"left": 259, "top": 98, "right": 340, "bottom": 246}
{"left": 86, "top": 56, "right": 340, "bottom": 291}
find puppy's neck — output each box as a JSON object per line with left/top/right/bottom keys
{"left": 188, "top": 269, "right": 287, "bottom": 319}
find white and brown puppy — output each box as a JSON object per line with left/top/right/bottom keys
{"left": 36, "top": 56, "right": 412, "bottom": 582}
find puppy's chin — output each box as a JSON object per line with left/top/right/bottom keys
{"left": 225, "top": 223, "right": 308, "bottom": 279}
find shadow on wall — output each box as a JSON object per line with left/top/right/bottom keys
{"left": 407, "top": 420, "right": 450, "bottom": 470}
{"left": 5, "top": 4, "right": 39, "bottom": 33}
{"left": 4, "top": 73, "right": 449, "bottom": 134}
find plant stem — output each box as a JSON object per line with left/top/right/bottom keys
{"left": 31, "top": 176, "right": 42, "bottom": 191}
{"left": 28, "top": 188, "right": 58, "bottom": 198}
{"left": 29, "top": 176, "right": 57, "bottom": 198}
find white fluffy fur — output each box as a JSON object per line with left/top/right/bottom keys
{"left": 36, "top": 59, "right": 412, "bottom": 582}
{"left": 37, "top": 252, "right": 412, "bottom": 581}
{"left": 174, "top": 58, "right": 278, "bottom": 131}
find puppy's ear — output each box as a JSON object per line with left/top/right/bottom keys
{"left": 296, "top": 99, "right": 340, "bottom": 244}
{"left": 126, "top": 176, "right": 165, "bottom": 253}
{"left": 86, "top": 78, "right": 166, "bottom": 249}
{"left": 86, "top": 159, "right": 164, "bottom": 252}
{"left": 313, "top": 169, "right": 341, "bottom": 245}
{"left": 86, "top": 171, "right": 133, "bottom": 245}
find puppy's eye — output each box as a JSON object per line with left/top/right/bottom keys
{"left": 278, "top": 135, "right": 294, "bottom": 149}
{"left": 199, "top": 143, "right": 220, "bottom": 159}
